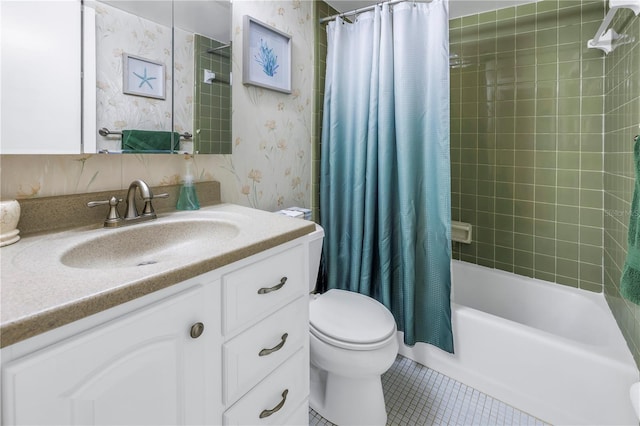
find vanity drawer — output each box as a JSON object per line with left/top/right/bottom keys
{"left": 222, "top": 245, "right": 305, "bottom": 335}
{"left": 222, "top": 348, "right": 308, "bottom": 426}
{"left": 223, "top": 297, "right": 307, "bottom": 405}
{"left": 283, "top": 398, "right": 310, "bottom": 425}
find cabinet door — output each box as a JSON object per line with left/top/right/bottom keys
{"left": 2, "top": 285, "right": 211, "bottom": 425}
{"left": 0, "top": 0, "right": 82, "bottom": 154}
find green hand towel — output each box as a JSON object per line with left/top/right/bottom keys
{"left": 621, "top": 136, "right": 640, "bottom": 305}
{"left": 121, "top": 130, "right": 180, "bottom": 152}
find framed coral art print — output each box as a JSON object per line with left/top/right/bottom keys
{"left": 122, "top": 53, "right": 165, "bottom": 100}
{"left": 242, "top": 15, "right": 291, "bottom": 94}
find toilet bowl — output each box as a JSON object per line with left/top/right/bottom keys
{"left": 307, "top": 226, "right": 398, "bottom": 426}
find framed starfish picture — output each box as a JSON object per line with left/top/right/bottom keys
{"left": 122, "top": 53, "right": 166, "bottom": 100}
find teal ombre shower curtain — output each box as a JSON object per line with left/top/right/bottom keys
{"left": 320, "top": 0, "right": 453, "bottom": 352}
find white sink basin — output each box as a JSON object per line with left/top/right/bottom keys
{"left": 60, "top": 218, "right": 240, "bottom": 269}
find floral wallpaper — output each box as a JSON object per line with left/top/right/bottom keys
{"left": 94, "top": 3, "right": 194, "bottom": 153}
{"left": 0, "top": 0, "right": 313, "bottom": 214}
{"left": 210, "top": 0, "right": 314, "bottom": 211}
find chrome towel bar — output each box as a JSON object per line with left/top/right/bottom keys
{"left": 98, "top": 127, "right": 193, "bottom": 140}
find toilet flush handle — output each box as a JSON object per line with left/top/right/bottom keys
{"left": 257, "top": 277, "right": 287, "bottom": 294}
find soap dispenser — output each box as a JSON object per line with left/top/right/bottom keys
{"left": 176, "top": 157, "right": 200, "bottom": 210}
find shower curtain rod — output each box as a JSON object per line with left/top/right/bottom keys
{"left": 319, "top": 0, "right": 430, "bottom": 23}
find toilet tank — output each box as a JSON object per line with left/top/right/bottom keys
{"left": 308, "top": 224, "right": 325, "bottom": 292}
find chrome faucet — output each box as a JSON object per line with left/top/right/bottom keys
{"left": 87, "top": 179, "right": 169, "bottom": 228}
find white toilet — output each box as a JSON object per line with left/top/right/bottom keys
{"left": 307, "top": 225, "right": 399, "bottom": 426}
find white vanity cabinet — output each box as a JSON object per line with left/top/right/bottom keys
{"left": 1, "top": 236, "right": 311, "bottom": 426}
{"left": 1, "top": 281, "right": 221, "bottom": 425}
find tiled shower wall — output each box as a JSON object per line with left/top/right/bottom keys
{"left": 194, "top": 35, "right": 232, "bottom": 154}
{"left": 603, "top": 8, "right": 640, "bottom": 366}
{"left": 450, "top": 1, "right": 606, "bottom": 291}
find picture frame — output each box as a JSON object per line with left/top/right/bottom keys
{"left": 122, "top": 53, "right": 166, "bottom": 100}
{"left": 242, "top": 15, "right": 292, "bottom": 94}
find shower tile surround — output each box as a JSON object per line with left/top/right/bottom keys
{"left": 603, "top": 7, "right": 640, "bottom": 367}
{"left": 449, "top": 0, "right": 606, "bottom": 291}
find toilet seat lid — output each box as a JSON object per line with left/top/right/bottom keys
{"left": 309, "top": 289, "right": 396, "bottom": 345}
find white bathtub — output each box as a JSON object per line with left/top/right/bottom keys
{"left": 398, "top": 260, "right": 640, "bottom": 425}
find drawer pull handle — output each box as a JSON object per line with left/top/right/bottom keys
{"left": 259, "top": 333, "right": 288, "bottom": 356}
{"left": 190, "top": 322, "right": 205, "bottom": 339}
{"left": 259, "top": 389, "right": 289, "bottom": 419}
{"left": 257, "top": 277, "right": 287, "bottom": 294}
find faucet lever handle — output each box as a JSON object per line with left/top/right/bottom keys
{"left": 142, "top": 193, "right": 169, "bottom": 216}
{"left": 87, "top": 196, "right": 123, "bottom": 227}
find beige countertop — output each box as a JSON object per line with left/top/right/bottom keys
{"left": 0, "top": 204, "right": 315, "bottom": 348}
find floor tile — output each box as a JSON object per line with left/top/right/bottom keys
{"left": 309, "top": 355, "right": 548, "bottom": 425}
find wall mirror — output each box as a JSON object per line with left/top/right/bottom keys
{"left": 92, "top": 0, "right": 232, "bottom": 154}
{"left": 0, "top": 0, "right": 232, "bottom": 155}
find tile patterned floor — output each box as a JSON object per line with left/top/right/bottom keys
{"left": 309, "top": 355, "right": 548, "bottom": 426}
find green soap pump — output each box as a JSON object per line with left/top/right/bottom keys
{"left": 176, "top": 159, "right": 200, "bottom": 210}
